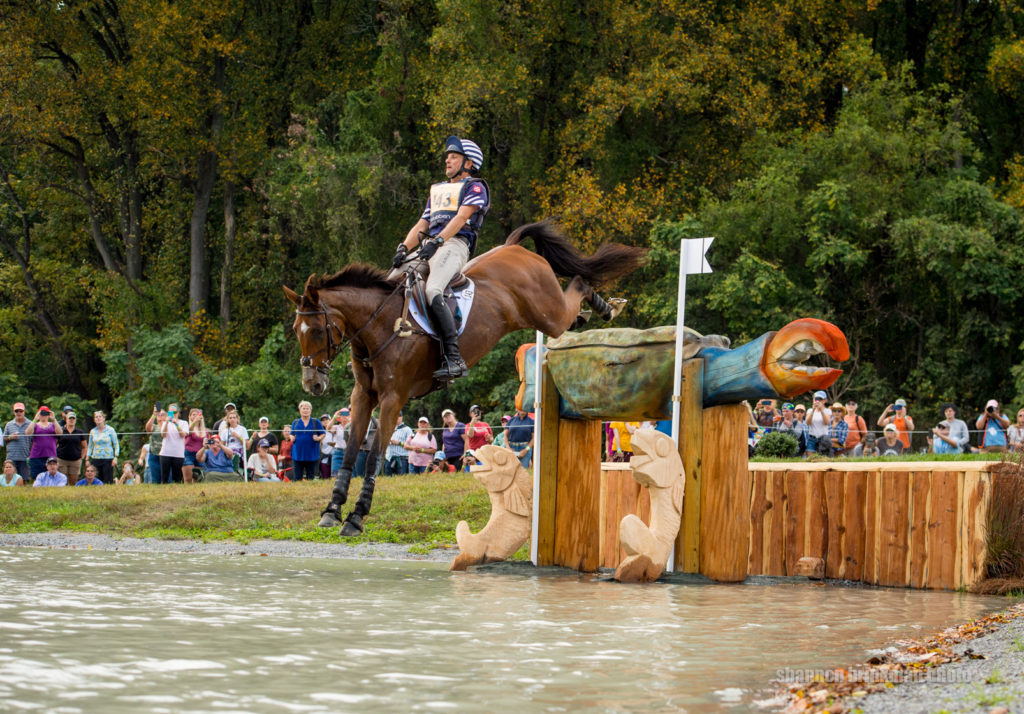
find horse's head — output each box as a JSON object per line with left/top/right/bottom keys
{"left": 284, "top": 278, "right": 340, "bottom": 396}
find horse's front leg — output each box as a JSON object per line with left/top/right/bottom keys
{"left": 339, "top": 392, "right": 405, "bottom": 537}
{"left": 320, "top": 382, "right": 377, "bottom": 528}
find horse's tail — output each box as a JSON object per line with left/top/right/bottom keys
{"left": 505, "top": 219, "right": 647, "bottom": 286}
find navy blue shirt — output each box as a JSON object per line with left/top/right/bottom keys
{"left": 506, "top": 415, "right": 534, "bottom": 444}
{"left": 441, "top": 422, "right": 465, "bottom": 459}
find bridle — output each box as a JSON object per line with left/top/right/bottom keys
{"left": 295, "top": 283, "right": 404, "bottom": 375}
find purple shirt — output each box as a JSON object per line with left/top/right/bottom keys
{"left": 441, "top": 422, "right": 465, "bottom": 459}
{"left": 28, "top": 422, "right": 58, "bottom": 459}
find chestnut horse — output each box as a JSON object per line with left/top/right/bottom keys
{"left": 283, "top": 220, "right": 646, "bottom": 536}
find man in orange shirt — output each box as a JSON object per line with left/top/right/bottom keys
{"left": 877, "top": 398, "right": 914, "bottom": 450}
{"left": 843, "top": 400, "right": 868, "bottom": 455}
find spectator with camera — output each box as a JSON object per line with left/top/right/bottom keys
{"left": 976, "top": 399, "right": 1010, "bottom": 453}
{"left": 144, "top": 406, "right": 165, "bottom": 484}
{"left": 329, "top": 408, "right": 349, "bottom": 478}
{"left": 877, "top": 398, "right": 914, "bottom": 450}
{"left": 196, "top": 436, "right": 239, "bottom": 482}
{"left": 930, "top": 421, "right": 959, "bottom": 455}
{"left": 159, "top": 403, "right": 189, "bottom": 484}
{"left": 803, "top": 390, "right": 830, "bottom": 456}
{"left": 183, "top": 408, "right": 208, "bottom": 483}
{"left": 464, "top": 405, "right": 492, "bottom": 452}
{"left": 754, "top": 399, "right": 779, "bottom": 430}
{"left": 775, "top": 403, "right": 806, "bottom": 454}
{"left": 3, "top": 403, "right": 32, "bottom": 483}
{"left": 26, "top": 406, "right": 62, "bottom": 481}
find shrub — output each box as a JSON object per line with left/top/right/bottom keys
{"left": 754, "top": 431, "right": 799, "bottom": 458}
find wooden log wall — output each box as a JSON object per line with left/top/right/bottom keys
{"left": 749, "top": 463, "right": 993, "bottom": 590}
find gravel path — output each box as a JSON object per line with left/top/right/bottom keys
{"left": 0, "top": 531, "right": 457, "bottom": 563}
{"left": 851, "top": 606, "right": 1024, "bottom": 714}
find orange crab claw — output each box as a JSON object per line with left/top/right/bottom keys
{"left": 761, "top": 318, "right": 850, "bottom": 398}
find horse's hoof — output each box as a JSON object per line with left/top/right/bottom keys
{"left": 339, "top": 513, "right": 364, "bottom": 537}
{"left": 606, "top": 298, "right": 627, "bottom": 321}
{"left": 318, "top": 509, "right": 343, "bottom": 528}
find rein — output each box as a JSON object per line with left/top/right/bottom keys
{"left": 296, "top": 283, "right": 404, "bottom": 373}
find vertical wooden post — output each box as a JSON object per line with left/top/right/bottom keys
{"left": 552, "top": 419, "right": 603, "bottom": 571}
{"left": 699, "top": 403, "right": 751, "bottom": 582}
{"left": 535, "top": 362, "right": 560, "bottom": 566}
{"left": 675, "top": 358, "right": 703, "bottom": 572}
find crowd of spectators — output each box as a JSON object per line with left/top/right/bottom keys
{"left": 4, "top": 391, "right": 1021, "bottom": 487}
{"left": 0, "top": 400, "right": 536, "bottom": 486}
{"left": 745, "top": 392, "right": 1024, "bottom": 458}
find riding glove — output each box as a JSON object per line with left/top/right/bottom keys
{"left": 417, "top": 237, "right": 444, "bottom": 261}
{"left": 392, "top": 244, "right": 409, "bottom": 269}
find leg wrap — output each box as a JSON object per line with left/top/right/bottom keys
{"left": 588, "top": 291, "right": 614, "bottom": 321}
{"left": 331, "top": 468, "right": 353, "bottom": 507}
{"left": 353, "top": 472, "right": 376, "bottom": 518}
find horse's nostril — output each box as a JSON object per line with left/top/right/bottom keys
{"left": 311, "top": 383, "right": 324, "bottom": 396}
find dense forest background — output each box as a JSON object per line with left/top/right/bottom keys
{"left": 2, "top": 0, "right": 1024, "bottom": 435}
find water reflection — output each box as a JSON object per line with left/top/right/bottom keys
{"left": 0, "top": 548, "right": 1005, "bottom": 713}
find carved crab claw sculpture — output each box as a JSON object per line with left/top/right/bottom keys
{"left": 451, "top": 445, "right": 533, "bottom": 571}
{"left": 615, "top": 428, "right": 684, "bottom": 583}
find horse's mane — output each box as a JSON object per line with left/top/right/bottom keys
{"left": 306, "top": 263, "right": 398, "bottom": 293}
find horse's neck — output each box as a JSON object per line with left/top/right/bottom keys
{"left": 325, "top": 287, "right": 397, "bottom": 343}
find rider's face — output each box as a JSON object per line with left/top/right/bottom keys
{"left": 445, "top": 152, "right": 468, "bottom": 179}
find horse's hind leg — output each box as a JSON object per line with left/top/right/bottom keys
{"left": 567, "top": 278, "right": 626, "bottom": 329}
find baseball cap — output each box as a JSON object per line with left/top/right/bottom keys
{"left": 340, "top": 407, "right": 350, "bottom": 415}
{"left": 224, "top": 402, "right": 237, "bottom": 410}
{"left": 501, "top": 414, "right": 511, "bottom": 423}
{"left": 813, "top": 390, "right": 827, "bottom": 400}
{"left": 884, "top": 423, "right": 898, "bottom": 433}
{"left": 46, "top": 456, "right": 58, "bottom": 463}
{"left": 895, "top": 398, "right": 907, "bottom": 407}
{"left": 794, "top": 404, "right": 806, "bottom": 411}
{"left": 470, "top": 404, "right": 481, "bottom": 413}
{"left": 418, "top": 416, "right": 429, "bottom": 424}
{"left": 12, "top": 402, "right": 24, "bottom": 411}
{"left": 781, "top": 403, "right": 794, "bottom": 410}
{"left": 62, "top": 405, "right": 73, "bottom": 413}
{"left": 258, "top": 439, "right": 270, "bottom": 448}
{"left": 259, "top": 416, "right": 269, "bottom": 424}
{"left": 845, "top": 399, "right": 857, "bottom": 406}
{"left": 986, "top": 399, "right": 999, "bottom": 409}
{"left": 320, "top": 413, "right": 331, "bottom": 420}
{"left": 937, "top": 421, "right": 950, "bottom": 428}
{"left": 435, "top": 450, "right": 446, "bottom": 460}
{"left": 66, "top": 412, "right": 77, "bottom": 419}
{"left": 441, "top": 408, "right": 454, "bottom": 418}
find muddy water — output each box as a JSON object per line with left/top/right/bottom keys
{"left": 0, "top": 548, "right": 1005, "bottom": 712}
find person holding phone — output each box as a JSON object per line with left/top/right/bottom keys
{"left": 877, "top": 398, "right": 914, "bottom": 450}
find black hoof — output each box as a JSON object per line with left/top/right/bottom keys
{"left": 339, "top": 513, "right": 364, "bottom": 537}
{"left": 318, "top": 507, "right": 343, "bottom": 528}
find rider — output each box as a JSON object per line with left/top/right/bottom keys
{"left": 392, "top": 135, "right": 490, "bottom": 380}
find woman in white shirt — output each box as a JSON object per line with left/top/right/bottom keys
{"left": 246, "top": 439, "right": 280, "bottom": 482}
{"left": 159, "top": 403, "right": 189, "bottom": 484}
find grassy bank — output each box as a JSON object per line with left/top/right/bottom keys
{"left": 0, "top": 474, "right": 491, "bottom": 550}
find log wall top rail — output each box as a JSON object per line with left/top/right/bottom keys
{"left": 602, "top": 460, "right": 1004, "bottom": 472}
{"left": 746, "top": 461, "right": 1002, "bottom": 472}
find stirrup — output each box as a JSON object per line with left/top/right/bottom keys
{"left": 339, "top": 512, "right": 364, "bottom": 537}
{"left": 433, "top": 356, "right": 468, "bottom": 380}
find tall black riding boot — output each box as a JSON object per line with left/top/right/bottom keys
{"left": 318, "top": 468, "right": 352, "bottom": 527}
{"left": 428, "top": 295, "right": 468, "bottom": 379}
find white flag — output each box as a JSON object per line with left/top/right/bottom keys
{"left": 681, "top": 237, "right": 714, "bottom": 275}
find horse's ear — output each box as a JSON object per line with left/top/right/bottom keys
{"left": 283, "top": 285, "right": 302, "bottom": 306}
{"left": 302, "top": 274, "right": 320, "bottom": 305}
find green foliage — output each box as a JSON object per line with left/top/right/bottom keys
{"left": 754, "top": 431, "right": 800, "bottom": 458}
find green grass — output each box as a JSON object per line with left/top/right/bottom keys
{"left": 0, "top": 474, "right": 492, "bottom": 549}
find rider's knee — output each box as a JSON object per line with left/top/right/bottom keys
{"left": 425, "top": 285, "right": 443, "bottom": 303}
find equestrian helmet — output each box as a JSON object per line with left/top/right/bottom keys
{"left": 443, "top": 135, "right": 484, "bottom": 171}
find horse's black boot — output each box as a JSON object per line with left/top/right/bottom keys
{"left": 339, "top": 512, "right": 363, "bottom": 537}
{"left": 428, "top": 295, "right": 468, "bottom": 379}
{"left": 318, "top": 468, "right": 352, "bottom": 527}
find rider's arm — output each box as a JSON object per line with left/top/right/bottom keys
{"left": 436, "top": 205, "right": 479, "bottom": 242}
{"left": 401, "top": 219, "right": 430, "bottom": 250}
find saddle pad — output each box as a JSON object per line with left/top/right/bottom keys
{"left": 408, "top": 278, "right": 476, "bottom": 338}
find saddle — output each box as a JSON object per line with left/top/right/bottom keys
{"left": 394, "top": 260, "right": 471, "bottom": 339}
